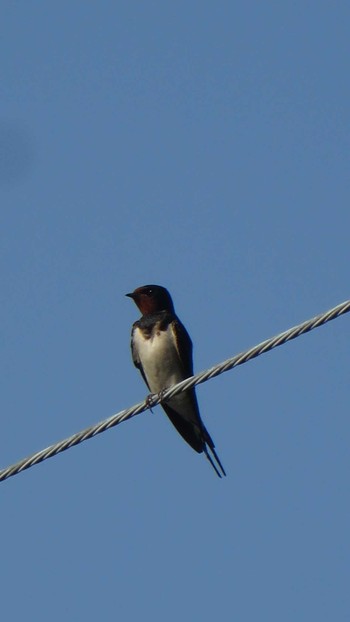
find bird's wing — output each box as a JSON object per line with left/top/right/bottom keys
{"left": 161, "top": 317, "right": 205, "bottom": 451}
{"left": 169, "top": 317, "right": 194, "bottom": 378}
{"left": 161, "top": 402, "right": 204, "bottom": 453}
{"left": 168, "top": 318, "right": 227, "bottom": 476}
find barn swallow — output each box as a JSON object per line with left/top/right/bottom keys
{"left": 126, "top": 284, "right": 226, "bottom": 477}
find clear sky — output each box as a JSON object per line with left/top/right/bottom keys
{"left": 1, "top": 3, "right": 349, "bottom": 621}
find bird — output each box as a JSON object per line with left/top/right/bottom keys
{"left": 126, "top": 284, "right": 226, "bottom": 477}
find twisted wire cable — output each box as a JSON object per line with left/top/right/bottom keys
{"left": 1, "top": 299, "right": 349, "bottom": 483}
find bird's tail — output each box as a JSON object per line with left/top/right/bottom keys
{"left": 203, "top": 435, "right": 226, "bottom": 478}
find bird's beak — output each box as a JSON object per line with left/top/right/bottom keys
{"left": 125, "top": 292, "right": 135, "bottom": 299}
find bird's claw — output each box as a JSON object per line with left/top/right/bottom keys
{"left": 157, "top": 388, "right": 168, "bottom": 402}
{"left": 146, "top": 394, "right": 155, "bottom": 413}
{"left": 145, "top": 388, "right": 168, "bottom": 413}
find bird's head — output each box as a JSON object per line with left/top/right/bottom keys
{"left": 126, "top": 285, "right": 175, "bottom": 315}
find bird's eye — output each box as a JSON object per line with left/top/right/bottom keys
{"left": 147, "top": 289, "right": 153, "bottom": 296}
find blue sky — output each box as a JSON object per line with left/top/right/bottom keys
{"left": 1, "top": 3, "right": 349, "bottom": 620}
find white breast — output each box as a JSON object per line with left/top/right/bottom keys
{"left": 133, "top": 326, "right": 184, "bottom": 393}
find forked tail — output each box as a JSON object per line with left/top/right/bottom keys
{"left": 203, "top": 444, "right": 226, "bottom": 478}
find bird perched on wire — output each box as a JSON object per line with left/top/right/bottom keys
{"left": 126, "top": 284, "right": 226, "bottom": 478}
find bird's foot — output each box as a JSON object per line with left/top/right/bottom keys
{"left": 146, "top": 393, "right": 156, "bottom": 413}
{"left": 157, "top": 387, "right": 168, "bottom": 403}
{"left": 145, "top": 388, "right": 168, "bottom": 413}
